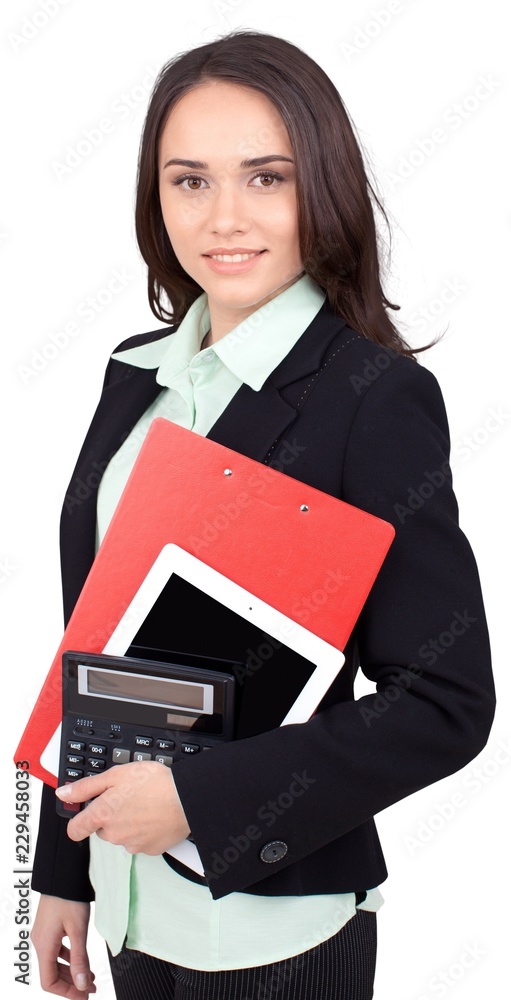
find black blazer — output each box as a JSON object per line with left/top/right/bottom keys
{"left": 32, "top": 298, "right": 495, "bottom": 902}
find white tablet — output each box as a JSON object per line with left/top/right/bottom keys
{"left": 103, "top": 543, "right": 344, "bottom": 725}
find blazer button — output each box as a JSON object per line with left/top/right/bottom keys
{"left": 259, "top": 840, "right": 288, "bottom": 863}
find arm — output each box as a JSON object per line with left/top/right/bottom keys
{"left": 168, "top": 359, "right": 495, "bottom": 898}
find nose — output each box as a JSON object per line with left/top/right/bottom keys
{"left": 208, "top": 177, "right": 250, "bottom": 236}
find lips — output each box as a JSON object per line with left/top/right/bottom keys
{"left": 202, "top": 250, "right": 267, "bottom": 274}
{"left": 204, "top": 250, "right": 266, "bottom": 260}
{"left": 204, "top": 248, "right": 266, "bottom": 256}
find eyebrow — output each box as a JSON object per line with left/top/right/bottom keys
{"left": 162, "top": 154, "right": 294, "bottom": 170}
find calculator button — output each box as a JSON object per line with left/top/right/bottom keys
{"left": 61, "top": 781, "right": 80, "bottom": 812}
{"left": 156, "top": 739, "right": 175, "bottom": 750}
{"left": 181, "top": 743, "right": 200, "bottom": 754}
{"left": 155, "top": 755, "right": 174, "bottom": 767}
{"left": 68, "top": 741, "right": 85, "bottom": 752}
{"left": 133, "top": 751, "right": 152, "bottom": 762}
{"left": 66, "top": 768, "right": 83, "bottom": 779}
{"left": 67, "top": 754, "right": 84, "bottom": 766}
{"left": 112, "top": 748, "right": 131, "bottom": 764}
{"left": 86, "top": 757, "right": 106, "bottom": 770}
{"left": 135, "top": 736, "right": 154, "bottom": 747}
{"left": 88, "top": 744, "right": 107, "bottom": 756}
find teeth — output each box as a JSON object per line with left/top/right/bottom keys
{"left": 210, "top": 252, "right": 260, "bottom": 262}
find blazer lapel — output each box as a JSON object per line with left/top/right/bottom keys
{"left": 205, "top": 299, "right": 347, "bottom": 460}
{"left": 60, "top": 299, "right": 347, "bottom": 620}
{"left": 60, "top": 366, "right": 163, "bottom": 621}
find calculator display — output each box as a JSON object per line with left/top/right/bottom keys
{"left": 78, "top": 664, "right": 211, "bottom": 714}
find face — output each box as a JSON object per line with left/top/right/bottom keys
{"left": 158, "top": 81, "right": 304, "bottom": 336}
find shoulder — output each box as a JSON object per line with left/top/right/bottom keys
{"left": 339, "top": 338, "right": 453, "bottom": 520}
{"left": 307, "top": 317, "right": 448, "bottom": 439}
{"left": 327, "top": 324, "right": 443, "bottom": 404}
{"left": 111, "top": 323, "right": 177, "bottom": 354}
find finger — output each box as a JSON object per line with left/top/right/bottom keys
{"left": 56, "top": 773, "right": 109, "bottom": 805}
{"left": 66, "top": 798, "right": 113, "bottom": 841}
{"left": 57, "top": 948, "right": 96, "bottom": 983}
{"left": 58, "top": 943, "right": 71, "bottom": 964}
{"left": 38, "top": 928, "right": 75, "bottom": 994}
{"left": 56, "top": 962, "right": 97, "bottom": 989}
{"left": 68, "top": 931, "right": 94, "bottom": 995}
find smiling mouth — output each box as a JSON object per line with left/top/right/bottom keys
{"left": 205, "top": 251, "right": 266, "bottom": 262}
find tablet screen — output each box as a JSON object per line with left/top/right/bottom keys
{"left": 126, "top": 572, "right": 317, "bottom": 739}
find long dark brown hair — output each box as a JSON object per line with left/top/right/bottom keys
{"left": 135, "top": 30, "right": 425, "bottom": 357}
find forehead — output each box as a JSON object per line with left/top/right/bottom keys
{"left": 158, "top": 81, "right": 291, "bottom": 164}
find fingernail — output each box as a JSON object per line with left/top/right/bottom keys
{"left": 76, "top": 972, "right": 89, "bottom": 989}
{"left": 55, "top": 785, "right": 72, "bottom": 799}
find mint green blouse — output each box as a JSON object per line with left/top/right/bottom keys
{"left": 91, "top": 273, "right": 384, "bottom": 971}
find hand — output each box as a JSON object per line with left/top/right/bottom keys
{"left": 57, "top": 761, "right": 191, "bottom": 854}
{"left": 31, "top": 895, "right": 96, "bottom": 997}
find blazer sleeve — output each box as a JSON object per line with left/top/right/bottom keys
{"left": 170, "top": 359, "right": 496, "bottom": 900}
{"left": 32, "top": 783, "right": 94, "bottom": 901}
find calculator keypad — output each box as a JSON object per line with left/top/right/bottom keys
{"left": 63, "top": 736, "right": 215, "bottom": 779}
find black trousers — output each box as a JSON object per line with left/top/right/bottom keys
{"left": 107, "top": 907, "right": 377, "bottom": 1000}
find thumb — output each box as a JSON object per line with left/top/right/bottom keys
{"left": 56, "top": 772, "right": 109, "bottom": 804}
{"left": 67, "top": 922, "right": 96, "bottom": 993}
{"left": 68, "top": 929, "right": 93, "bottom": 993}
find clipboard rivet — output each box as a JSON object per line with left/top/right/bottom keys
{"left": 223, "top": 468, "right": 233, "bottom": 476}
{"left": 300, "top": 504, "right": 309, "bottom": 512}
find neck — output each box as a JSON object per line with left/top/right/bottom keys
{"left": 202, "top": 271, "right": 306, "bottom": 348}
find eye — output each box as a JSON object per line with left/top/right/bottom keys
{"left": 171, "top": 174, "right": 206, "bottom": 191}
{"left": 251, "top": 170, "right": 285, "bottom": 187}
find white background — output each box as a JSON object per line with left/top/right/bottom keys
{"left": 1, "top": 0, "right": 509, "bottom": 996}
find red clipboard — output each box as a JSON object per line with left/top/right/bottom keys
{"left": 15, "top": 418, "right": 395, "bottom": 785}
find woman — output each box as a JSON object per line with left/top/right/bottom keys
{"left": 30, "top": 29, "right": 495, "bottom": 1000}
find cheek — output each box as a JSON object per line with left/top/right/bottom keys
{"left": 264, "top": 195, "right": 299, "bottom": 241}
{"left": 160, "top": 190, "right": 201, "bottom": 237}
